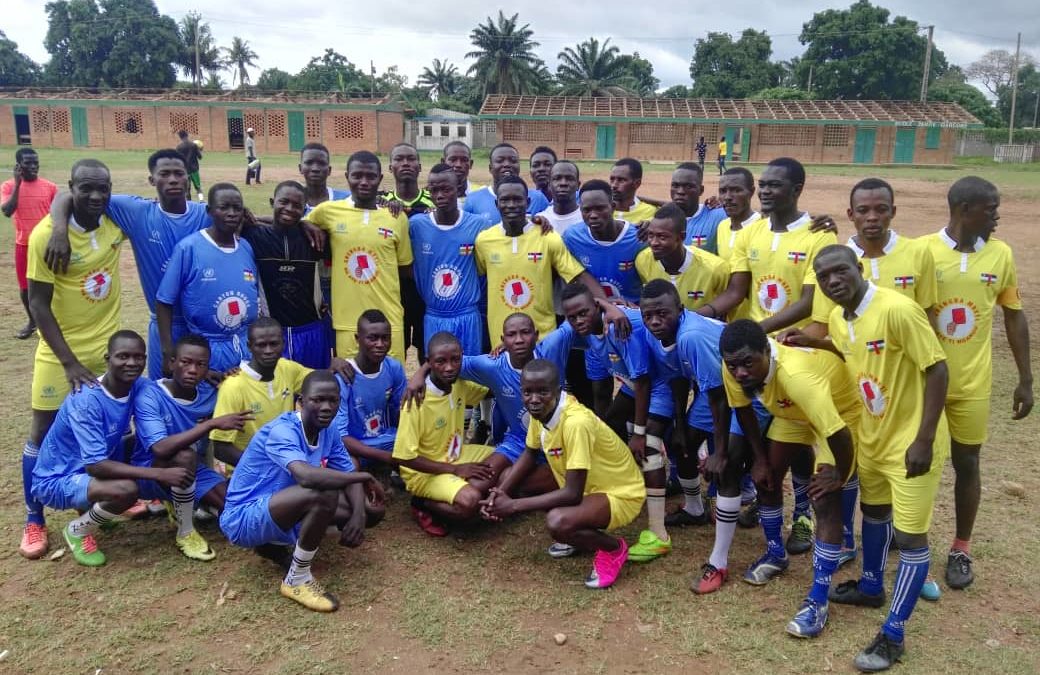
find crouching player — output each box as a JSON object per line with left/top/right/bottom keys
{"left": 220, "top": 371, "right": 384, "bottom": 612}
{"left": 481, "top": 360, "right": 646, "bottom": 589}
{"left": 31, "top": 331, "right": 196, "bottom": 566}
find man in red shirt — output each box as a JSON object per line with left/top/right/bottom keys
{"left": 2, "top": 149, "right": 58, "bottom": 339}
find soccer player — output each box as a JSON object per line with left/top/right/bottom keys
{"left": 536, "top": 161, "right": 584, "bottom": 235}
{"left": 442, "top": 140, "right": 483, "bottom": 204}
{"left": 561, "top": 283, "right": 674, "bottom": 562}
{"left": 299, "top": 142, "right": 350, "bottom": 212}
{"left": 210, "top": 317, "right": 311, "bottom": 467}
{"left": 809, "top": 245, "right": 950, "bottom": 671}
{"left": 720, "top": 319, "right": 861, "bottom": 638}
{"left": 670, "top": 162, "right": 728, "bottom": 253}
{"left": 409, "top": 164, "right": 487, "bottom": 355}
{"left": 636, "top": 203, "right": 729, "bottom": 313}
{"left": 156, "top": 183, "right": 258, "bottom": 373}
{"left": 384, "top": 142, "right": 434, "bottom": 213}
{"left": 715, "top": 167, "right": 762, "bottom": 322}
{"left": 481, "top": 359, "right": 646, "bottom": 589}
{"left": 717, "top": 137, "right": 727, "bottom": 174}
{"left": 245, "top": 127, "right": 261, "bottom": 185}
{"left": 220, "top": 370, "right": 383, "bottom": 612}
{"left": 337, "top": 310, "right": 406, "bottom": 468}
{"left": 31, "top": 331, "right": 190, "bottom": 566}
{"left": 923, "top": 176, "right": 1032, "bottom": 590}
{"left": 2, "top": 147, "right": 57, "bottom": 339}
{"left": 529, "top": 146, "right": 557, "bottom": 203}
{"left": 133, "top": 334, "right": 255, "bottom": 560}
{"left": 464, "top": 143, "right": 550, "bottom": 224}
{"left": 610, "top": 158, "right": 659, "bottom": 223}
{"left": 305, "top": 151, "right": 413, "bottom": 362}
{"left": 392, "top": 332, "right": 496, "bottom": 536}
{"left": 175, "top": 130, "right": 203, "bottom": 201}
{"left": 20, "top": 159, "right": 122, "bottom": 559}
{"left": 696, "top": 137, "right": 708, "bottom": 167}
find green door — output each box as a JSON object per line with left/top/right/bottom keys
{"left": 288, "top": 111, "right": 305, "bottom": 152}
{"left": 894, "top": 127, "right": 916, "bottom": 164}
{"left": 854, "top": 127, "right": 876, "bottom": 164}
{"left": 723, "top": 127, "right": 737, "bottom": 161}
{"left": 71, "top": 107, "right": 88, "bottom": 147}
{"left": 595, "top": 125, "right": 616, "bottom": 159}
{"left": 742, "top": 126, "right": 752, "bottom": 162}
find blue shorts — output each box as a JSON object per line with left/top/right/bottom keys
{"left": 33, "top": 472, "right": 92, "bottom": 512}
{"left": 731, "top": 400, "right": 772, "bottom": 438}
{"left": 619, "top": 379, "right": 675, "bottom": 419}
{"left": 494, "top": 433, "right": 526, "bottom": 464}
{"left": 134, "top": 464, "right": 226, "bottom": 506}
{"left": 687, "top": 390, "right": 714, "bottom": 433}
{"left": 424, "top": 311, "right": 483, "bottom": 355}
{"left": 220, "top": 495, "right": 301, "bottom": 548}
{"left": 207, "top": 332, "right": 251, "bottom": 373}
{"left": 148, "top": 315, "right": 188, "bottom": 380}
{"left": 283, "top": 319, "right": 331, "bottom": 369}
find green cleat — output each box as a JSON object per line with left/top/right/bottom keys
{"left": 628, "top": 530, "right": 672, "bottom": 562}
{"left": 176, "top": 529, "right": 216, "bottom": 562}
{"left": 64, "top": 527, "right": 106, "bottom": 567}
{"left": 786, "top": 514, "right": 814, "bottom": 555}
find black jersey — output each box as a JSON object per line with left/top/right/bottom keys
{"left": 241, "top": 224, "right": 323, "bottom": 327}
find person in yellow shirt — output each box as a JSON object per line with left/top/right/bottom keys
{"left": 304, "top": 150, "right": 412, "bottom": 362}
{"left": 720, "top": 319, "right": 859, "bottom": 639}
{"left": 717, "top": 137, "right": 728, "bottom": 174}
{"left": 636, "top": 202, "right": 729, "bottom": 313}
{"left": 809, "top": 245, "right": 950, "bottom": 671}
{"left": 610, "top": 158, "right": 661, "bottom": 222}
{"left": 923, "top": 176, "right": 1032, "bottom": 590}
{"left": 716, "top": 168, "right": 762, "bottom": 306}
{"left": 211, "top": 318, "right": 311, "bottom": 468}
{"left": 20, "top": 159, "right": 123, "bottom": 560}
{"left": 481, "top": 359, "right": 645, "bottom": 589}
{"left": 392, "top": 332, "right": 496, "bottom": 536}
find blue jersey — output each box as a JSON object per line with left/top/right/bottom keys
{"left": 673, "top": 309, "right": 726, "bottom": 394}
{"left": 303, "top": 189, "right": 351, "bottom": 215}
{"left": 156, "top": 231, "right": 259, "bottom": 343}
{"left": 684, "top": 205, "right": 728, "bottom": 254}
{"left": 584, "top": 308, "right": 656, "bottom": 394}
{"left": 132, "top": 378, "right": 217, "bottom": 464}
{"left": 225, "top": 412, "right": 354, "bottom": 507}
{"left": 33, "top": 379, "right": 143, "bottom": 484}
{"left": 335, "top": 358, "right": 406, "bottom": 447}
{"left": 409, "top": 211, "right": 487, "bottom": 316}
{"left": 463, "top": 185, "right": 550, "bottom": 226}
{"left": 105, "top": 195, "right": 211, "bottom": 315}
{"left": 562, "top": 222, "right": 646, "bottom": 304}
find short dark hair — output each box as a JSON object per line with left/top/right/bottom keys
{"left": 614, "top": 157, "right": 643, "bottom": 180}
{"left": 174, "top": 333, "right": 211, "bottom": 356}
{"left": 177, "top": 130, "right": 189, "bottom": 139}
{"left": 248, "top": 316, "right": 282, "bottom": 340}
{"left": 640, "top": 278, "right": 682, "bottom": 306}
{"left": 148, "top": 149, "right": 186, "bottom": 174}
{"left": 358, "top": 308, "right": 390, "bottom": 331}
{"left": 503, "top": 312, "right": 536, "bottom": 332}
{"left": 676, "top": 161, "right": 704, "bottom": 180}
{"left": 722, "top": 167, "right": 755, "bottom": 190}
{"left": 490, "top": 142, "right": 518, "bottom": 158}
{"left": 561, "top": 281, "right": 593, "bottom": 304}
{"left": 70, "top": 158, "right": 110, "bottom": 181}
{"left": 273, "top": 180, "right": 305, "bottom": 198}
{"left": 300, "top": 142, "right": 331, "bottom": 160}
{"left": 107, "top": 329, "right": 145, "bottom": 353}
{"left": 391, "top": 142, "right": 418, "bottom": 157}
{"left": 579, "top": 178, "right": 610, "bottom": 200}
{"left": 429, "top": 162, "right": 454, "bottom": 176}
{"left": 530, "top": 146, "right": 557, "bottom": 161}
{"left": 206, "top": 182, "right": 239, "bottom": 206}
{"left": 850, "top": 178, "right": 894, "bottom": 207}
{"left": 442, "top": 140, "right": 471, "bottom": 157}
{"left": 497, "top": 174, "right": 528, "bottom": 193}
{"left": 767, "top": 157, "right": 806, "bottom": 187}
{"left": 814, "top": 243, "right": 860, "bottom": 270}
{"left": 652, "top": 202, "right": 686, "bottom": 234}
{"left": 15, "top": 148, "right": 38, "bottom": 163}
{"left": 347, "top": 150, "right": 381, "bottom": 172}
{"left": 719, "top": 319, "right": 768, "bottom": 356}
{"left": 427, "top": 330, "right": 460, "bottom": 353}
{"left": 552, "top": 160, "right": 580, "bottom": 180}
{"left": 301, "top": 369, "right": 339, "bottom": 396}
{"left": 947, "top": 176, "right": 997, "bottom": 210}
{"left": 522, "top": 358, "right": 560, "bottom": 388}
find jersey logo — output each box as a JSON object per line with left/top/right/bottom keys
{"left": 936, "top": 298, "right": 978, "bottom": 343}
{"left": 600, "top": 281, "right": 623, "bottom": 299}
{"left": 377, "top": 227, "right": 395, "bottom": 239}
{"left": 691, "top": 235, "right": 709, "bottom": 248}
{"left": 687, "top": 290, "right": 706, "bottom": 300}
{"left": 866, "top": 339, "right": 886, "bottom": 354}
{"left": 364, "top": 411, "right": 383, "bottom": 436}
{"left": 527, "top": 251, "right": 543, "bottom": 263}
{"left": 446, "top": 433, "right": 462, "bottom": 461}
{"left": 243, "top": 269, "right": 255, "bottom": 283}
{"left": 894, "top": 275, "right": 915, "bottom": 288}
{"left": 335, "top": 222, "right": 347, "bottom": 232}
{"left": 980, "top": 273, "right": 998, "bottom": 286}
{"left": 202, "top": 268, "right": 216, "bottom": 280}
{"left": 858, "top": 375, "right": 888, "bottom": 417}
{"left": 501, "top": 275, "right": 534, "bottom": 309}
{"left": 81, "top": 268, "right": 114, "bottom": 302}
{"left": 787, "top": 251, "right": 807, "bottom": 264}
{"left": 618, "top": 260, "right": 634, "bottom": 271}
{"left": 756, "top": 275, "right": 792, "bottom": 313}
{"left": 777, "top": 398, "right": 794, "bottom": 408}
{"left": 434, "top": 417, "right": 446, "bottom": 429}
{"left": 345, "top": 247, "right": 378, "bottom": 283}
{"left": 458, "top": 244, "right": 475, "bottom": 256}
{"left": 433, "top": 264, "right": 463, "bottom": 299}
{"left": 215, "top": 292, "right": 250, "bottom": 330}
{"left": 547, "top": 447, "right": 563, "bottom": 458}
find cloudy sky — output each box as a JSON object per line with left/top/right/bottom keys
{"left": 3, "top": 0, "right": 1037, "bottom": 91}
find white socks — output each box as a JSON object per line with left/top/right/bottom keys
{"left": 709, "top": 495, "right": 741, "bottom": 570}
{"left": 679, "top": 477, "right": 704, "bottom": 516}
{"left": 646, "top": 487, "right": 668, "bottom": 541}
{"left": 171, "top": 481, "right": 197, "bottom": 538}
{"left": 68, "top": 503, "right": 118, "bottom": 537}
{"left": 284, "top": 544, "right": 317, "bottom": 587}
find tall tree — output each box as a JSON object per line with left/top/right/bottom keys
{"left": 929, "top": 70, "right": 1000, "bottom": 127}
{"left": 466, "top": 11, "right": 546, "bottom": 96}
{"left": 661, "top": 84, "right": 691, "bottom": 99}
{"left": 0, "top": 30, "right": 40, "bottom": 87}
{"left": 689, "top": 30, "right": 781, "bottom": 98}
{"left": 256, "top": 67, "right": 292, "bottom": 91}
{"left": 224, "top": 37, "right": 258, "bottom": 87}
{"left": 966, "top": 49, "right": 1036, "bottom": 98}
{"left": 797, "top": 0, "right": 947, "bottom": 100}
{"left": 291, "top": 49, "right": 365, "bottom": 93}
{"left": 617, "top": 52, "right": 659, "bottom": 96}
{"left": 556, "top": 38, "right": 637, "bottom": 97}
{"left": 176, "top": 12, "right": 222, "bottom": 88}
{"left": 418, "top": 59, "right": 460, "bottom": 99}
{"left": 996, "top": 63, "right": 1040, "bottom": 128}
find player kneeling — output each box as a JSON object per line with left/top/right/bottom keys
{"left": 481, "top": 360, "right": 646, "bottom": 589}
{"left": 219, "top": 371, "right": 384, "bottom": 612}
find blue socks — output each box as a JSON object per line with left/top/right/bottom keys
{"left": 841, "top": 474, "right": 859, "bottom": 549}
{"left": 23, "top": 441, "right": 45, "bottom": 526}
{"left": 883, "top": 546, "right": 930, "bottom": 642}
{"left": 809, "top": 541, "right": 842, "bottom": 604}
{"left": 859, "top": 514, "right": 893, "bottom": 595}
{"left": 760, "top": 504, "right": 786, "bottom": 559}
{"left": 791, "top": 472, "right": 811, "bottom": 520}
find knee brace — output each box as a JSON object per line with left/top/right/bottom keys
{"left": 642, "top": 435, "right": 666, "bottom": 472}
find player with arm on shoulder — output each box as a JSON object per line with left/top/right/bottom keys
{"left": 670, "top": 162, "right": 727, "bottom": 254}
{"left": 610, "top": 158, "right": 659, "bottom": 223}
{"left": 464, "top": 143, "right": 549, "bottom": 224}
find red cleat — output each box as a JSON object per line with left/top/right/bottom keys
{"left": 411, "top": 506, "right": 447, "bottom": 537}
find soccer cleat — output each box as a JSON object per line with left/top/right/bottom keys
{"left": 585, "top": 538, "right": 629, "bottom": 589}
{"left": 19, "top": 523, "right": 49, "bottom": 559}
{"left": 919, "top": 578, "right": 941, "bottom": 602}
{"left": 854, "top": 631, "right": 905, "bottom": 672}
{"left": 389, "top": 470, "right": 406, "bottom": 491}
{"left": 628, "top": 530, "right": 672, "bottom": 562}
{"left": 147, "top": 499, "right": 167, "bottom": 515}
{"left": 743, "top": 552, "right": 790, "bottom": 586}
{"left": 123, "top": 500, "right": 150, "bottom": 520}
{"left": 280, "top": 579, "right": 340, "bottom": 612}
{"left": 692, "top": 563, "right": 728, "bottom": 595}
{"left": 547, "top": 542, "right": 576, "bottom": 558}
{"left": 64, "top": 528, "right": 106, "bottom": 567}
{"left": 737, "top": 500, "right": 760, "bottom": 528}
{"left": 829, "top": 579, "right": 886, "bottom": 608}
{"left": 946, "top": 550, "right": 974, "bottom": 589}
{"left": 176, "top": 530, "right": 216, "bottom": 561}
{"left": 786, "top": 599, "right": 829, "bottom": 638}
{"left": 411, "top": 505, "right": 447, "bottom": 537}
{"left": 15, "top": 322, "right": 36, "bottom": 340}
{"left": 837, "top": 547, "right": 859, "bottom": 569}
{"left": 468, "top": 420, "right": 489, "bottom": 445}
{"left": 193, "top": 506, "right": 217, "bottom": 523}
{"left": 664, "top": 508, "right": 711, "bottom": 527}
{"left": 786, "top": 514, "right": 814, "bottom": 555}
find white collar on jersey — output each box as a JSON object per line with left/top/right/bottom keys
{"left": 425, "top": 375, "right": 448, "bottom": 397}
{"left": 240, "top": 360, "right": 264, "bottom": 381}
{"left": 294, "top": 411, "right": 319, "bottom": 449}
{"left": 543, "top": 392, "right": 569, "bottom": 431}
{"left": 741, "top": 211, "right": 762, "bottom": 227}
{"left": 68, "top": 213, "right": 86, "bottom": 233}
{"left": 347, "top": 358, "right": 384, "bottom": 380}
{"left": 938, "top": 227, "right": 985, "bottom": 252}
{"left": 689, "top": 203, "right": 705, "bottom": 220}
{"left": 847, "top": 231, "right": 899, "bottom": 257}
{"left": 591, "top": 221, "right": 630, "bottom": 247}
{"left": 780, "top": 212, "right": 812, "bottom": 232}
{"left": 201, "top": 229, "right": 238, "bottom": 253}
{"left": 673, "top": 247, "right": 695, "bottom": 274}
{"left": 159, "top": 378, "right": 198, "bottom": 405}
{"left": 432, "top": 210, "right": 464, "bottom": 229}
{"left": 763, "top": 339, "right": 780, "bottom": 386}
{"left": 99, "top": 380, "right": 130, "bottom": 403}
{"left": 849, "top": 281, "right": 879, "bottom": 319}
{"left": 497, "top": 222, "right": 534, "bottom": 236}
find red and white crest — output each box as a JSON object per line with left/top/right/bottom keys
{"left": 81, "top": 269, "right": 114, "bottom": 302}
{"left": 345, "top": 248, "right": 378, "bottom": 283}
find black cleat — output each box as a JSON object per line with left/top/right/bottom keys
{"left": 854, "top": 631, "right": 905, "bottom": 672}
{"left": 829, "top": 579, "right": 886, "bottom": 608}
{"left": 946, "top": 550, "right": 974, "bottom": 589}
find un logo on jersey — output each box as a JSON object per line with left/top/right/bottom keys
{"left": 215, "top": 292, "right": 250, "bottom": 329}
{"left": 433, "top": 264, "right": 463, "bottom": 299}
{"left": 80, "top": 268, "right": 114, "bottom": 302}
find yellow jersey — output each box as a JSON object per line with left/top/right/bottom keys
{"left": 730, "top": 213, "right": 837, "bottom": 328}
{"left": 811, "top": 232, "right": 938, "bottom": 323}
{"left": 210, "top": 359, "right": 311, "bottom": 451}
{"left": 635, "top": 245, "right": 729, "bottom": 311}
{"left": 26, "top": 214, "right": 124, "bottom": 358}
{"left": 305, "top": 202, "right": 413, "bottom": 331}
{"left": 525, "top": 394, "right": 644, "bottom": 502}
{"left": 827, "top": 284, "right": 949, "bottom": 465}
{"left": 614, "top": 198, "right": 658, "bottom": 224}
{"left": 475, "top": 223, "right": 586, "bottom": 338}
{"left": 716, "top": 212, "right": 762, "bottom": 320}
{"left": 392, "top": 378, "right": 488, "bottom": 472}
{"left": 924, "top": 229, "right": 1021, "bottom": 400}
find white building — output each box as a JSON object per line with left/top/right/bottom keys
{"left": 407, "top": 108, "right": 496, "bottom": 150}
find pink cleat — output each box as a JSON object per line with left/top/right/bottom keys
{"left": 585, "top": 538, "right": 629, "bottom": 589}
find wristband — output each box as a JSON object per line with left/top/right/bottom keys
{"left": 705, "top": 303, "right": 718, "bottom": 318}
{"left": 633, "top": 424, "right": 647, "bottom": 436}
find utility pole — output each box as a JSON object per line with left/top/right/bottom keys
{"left": 807, "top": 64, "right": 814, "bottom": 96}
{"left": 920, "top": 25, "right": 934, "bottom": 102}
{"left": 1033, "top": 90, "right": 1038, "bottom": 129}
{"left": 370, "top": 61, "right": 376, "bottom": 99}
{"left": 1008, "top": 32, "right": 1021, "bottom": 144}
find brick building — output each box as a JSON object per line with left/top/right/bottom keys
{"left": 0, "top": 89, "right": 404, "bottom": 155}
{"left": 479, "top": 95, "right": 982, "bottom": 165}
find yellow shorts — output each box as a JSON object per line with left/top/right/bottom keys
{"left": 402, "top": 444, "right": 494, "bottom": 504}
{"left": 858, "top": 451, "right": 944, "bottom": 535}
{"left": 767, "top": 417, "right": 858, "bottom": 482}
{"left": 944, "top": 397, "right": 989, "bottom": 445}
{"left": 335, "top": 328, "right": 405, "bottom": 364}
{"left": 31, "top": 343, "right": 106, "bottom": 411}
{"left": 606, "top": 494, "right": 645, "bottom": 531}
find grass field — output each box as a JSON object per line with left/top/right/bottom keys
{"left": 0, "top": 147, "right": 1038, "bottom": 674}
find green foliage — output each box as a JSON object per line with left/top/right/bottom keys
{"left": 929, "top": 72, "right": 1000, "bottom": 127}
{"left": 617, "top": 52, "right": 659, "bottom": 96}
{"left": 556, "top": 38, "right": 637, "bottom": 97}
{"left": 0, "top": 30, "right": 40, "bottom": 86}
{"left": 661, "top": 85, "right": 691, "bottom": 99}
{"left": 751, "top": 86, "right": 810, "bottom": 100}
{"left": 996, "top": 64, "right": 1040, "bottom": 129}
{"left": 176, "top": 12, "right": 222, "bottom": 88}
{"left": 689, "top": 29, "right": 781, "bottom": 98}
{"left": 224, "top": 37, "right": 258, "bottom": 87}
{"left": 466, "top": 11, "right": 546, "bottom": 96}
{"left": 972, "top": 127, "right": 1040, "bottom": 143}
{"left": 290, "top": 49, "right": 366, "bottom": 93}
{"left": 418, "top": 59, "right": 461, "bottom": 99}
{"left": 255, "top": 68, "right": 292, "bottom": 91}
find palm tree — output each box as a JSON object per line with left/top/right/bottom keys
{"left": 418, "top": 59, "right": 460, "bottom": 99}
{"left": 556, "top": 38, "right": 637, "bottom": 97}
{"left": 177, "top": 12, "right": 222, "bottom": 88}
{"left": 465, "top": 11, "right": 546, "bottom": 96}
{"left": 224, "top": 37, "right": 258, "bottom": 87}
